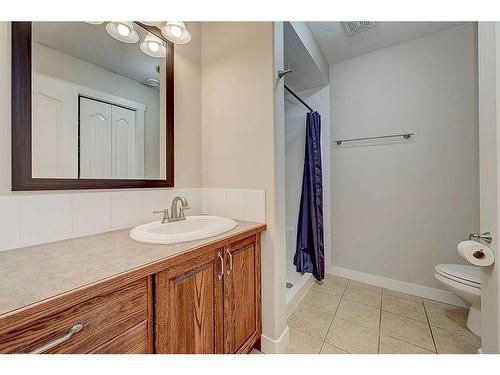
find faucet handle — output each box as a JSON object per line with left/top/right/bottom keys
{"left": 179, "top": 206, "right": 190, "bottom": 219}
{"left": 153, "top": 208, "right": 170, "bottom": 223}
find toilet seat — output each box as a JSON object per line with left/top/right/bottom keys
{"left": 435, "top": 264, "right": 481, "bottom": 289}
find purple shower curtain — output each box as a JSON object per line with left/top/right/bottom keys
{"left": 293, "top": 111, "right": 325, "bottom": 281}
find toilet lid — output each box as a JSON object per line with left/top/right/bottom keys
{"left": 435, "top": 264, "right": 481, "bottom": 287}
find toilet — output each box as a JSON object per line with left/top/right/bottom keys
{"left": 434, "top": 264, "right": 481, "bottom": 337}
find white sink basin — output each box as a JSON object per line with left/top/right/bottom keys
{"left": 130, "top": 215, "right": 238, "bottom": 245}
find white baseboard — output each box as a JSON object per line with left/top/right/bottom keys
{"left": 327, "top": 265, "right": 468, "bottom": 308}
{"left": 286, "top": 273, "right": 315, "bottom": 317}
{"left": 260, "top": 326, "right": 289, "bottom": 354}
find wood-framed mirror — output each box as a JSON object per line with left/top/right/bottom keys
{"left": 11, "top": 21, "right": 174, "bottom": 190}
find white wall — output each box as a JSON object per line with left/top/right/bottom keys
{"left": 201, "top": 22, "right": 286, "bottom": 353}
{"left": 330, "top": 23, "right": 479, "bottom": 289}
{"left": 285, "top": 86, "right": 331, "bottom": 284}
{"left": 477, "top": 21, "right": 500, "bottom": 354}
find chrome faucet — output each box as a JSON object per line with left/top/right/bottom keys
{"left": 153, "top": 196, "right": 190, "bottom": 224}
{"left": 170, "top": 196, "right": 190, "bottom": 222}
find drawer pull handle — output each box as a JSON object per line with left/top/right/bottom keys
{"left": 226, "top": 248, "right": 233, "bottom": 274}
{"left": 217, "top": 252, "right": 224, "bottom": 280}
{"left": 24, "top": 323, "right": 84, "bottom": 354}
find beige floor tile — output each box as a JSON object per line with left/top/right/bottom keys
{"left": 423, "top": 299, "right": 475, "bottom": 338}
{"left": 348, "top": 280, "right": 382, "bottom": 293}
{"left": 343, "top": 283, "right": 382, "bottom": 308}
{"left": 423, "top": 299, "right": 452, "bottom": 309}
{"left": 285, "top": 328, "right": 323, "bottom": 354}
{"left": 314, "top": 275, "right": 348, "bottom": 295}
{"left": 288, "top": 301, "right": 334, "bottom": 340}
{"left": 382, "top": 294, "right": 427, "bottom": 322}
{"left": 300, "top": 287, "right": 342, "bottom": 315}
{"left": 320, "top": 342, "right": 350, "bottom": 354}
{"left": 432, "top": 326, "right": 480, "bottom": 354}
{"left": 335, "top": 299, "right": 380, "bottom": 331}
{"left": 379, "top": 334, "right": 435, "bottom": 354}
{"left": 325, "top": 317, "right": 379, "bottom": 354}
{"left": 383, "top": 289, "right": 423, "bottom": 304}
{"left": 380, "top": 311, "right": 435, "bottom": 351}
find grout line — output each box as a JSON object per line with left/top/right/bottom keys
{"left": 321, "top": 281, "right": 348, "bottom": 349}
{"left": 343, "top": 291, "right": 429, "bottom": 326}
{"left": 342, "top": 296, "right": 381, "bottom": 310}
{"left": 318, "top": 341, "right": 325, "bottom": 354}
{"left": 321, "top": 342, "right": 352, "bottom": 354}
{"left": 287, "top": 281, "right": 348, "bottom": 343}
{"left": 381, "top": 333, "right": 436, "bottom": 353}
{"left": 422, "top": 299, "right": 438, "bottom": 353}
{"left": 288, "top": 326, "right": 326, "bottom": 342}
{"left": 427, "top": 321, "right": 480, "bottom": 340}
{"left": 378, "top": 289, "right": 383, "bottom": 353}
{"left": 381, "top": 306, "right": 427, "bottom": 324}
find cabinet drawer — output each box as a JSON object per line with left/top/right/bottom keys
{"left": 90, "top": 321, "right": 148, "bottom": 354}
{"left": 0, "top": 278, "right": 148, "bottom": 354}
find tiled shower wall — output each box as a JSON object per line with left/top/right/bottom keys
{"left": 0, "top": 188, "right": 266, "bottom": 252}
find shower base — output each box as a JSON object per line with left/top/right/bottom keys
{"left": 286, "top": 273, "right": 315, "bottom": 316}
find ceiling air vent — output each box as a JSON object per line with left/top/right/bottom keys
{"left": 341, "top": 21, "right": 376, "bottom": 36}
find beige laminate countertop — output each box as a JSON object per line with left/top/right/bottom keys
{"left": 0, "top": 220, "right": 265, "bottom": 317}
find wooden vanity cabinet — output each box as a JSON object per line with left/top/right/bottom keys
{"left": 154, "top": 234, "right": 262, "bottom": 354}
{"left": 223, "top": 235, "right": 261, "bottom": 354}
{"left": 0, "top": 277, "right": 152, "bottom": 354}
{"left": 0, "top": 227, "right": 264, "bottom": 354}
{"left": 154, "top": 248, "right": 224, "bottom": 353}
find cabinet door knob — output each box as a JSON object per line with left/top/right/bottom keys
{"left": 217, "top": 252, "right": 224, "bottom": 280}
{"left": 226, "top": 248, "right": 233, "bottom": 274}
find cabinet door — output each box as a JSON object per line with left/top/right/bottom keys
{"left": 155, "top": 250, "right": 224, "bottom": 354}
{"left": 224, "top": 235, "right": 262, "bottom": 354}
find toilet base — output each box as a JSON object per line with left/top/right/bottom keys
{"left": 466, "top": 306, "right": 481, "bottom": 337}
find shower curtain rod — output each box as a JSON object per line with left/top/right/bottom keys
{"left": 284, "top": 85, "right": 314, "bottom": 112}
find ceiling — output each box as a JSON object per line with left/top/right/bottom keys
{"left": 33, "top": 22, "right": 163, "bottom": 86}
{"left": 284, "top": 22, "right": 328, "bottom": 92}
{"left": 306, "top": 22, "right": 468, "bottom": 65}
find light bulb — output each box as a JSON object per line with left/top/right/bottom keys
{"left": 117, "top": 23, "right": 130, "bottom": 37}
{"left": 148, "top": 41, "right": 160, "bottom": 52}
{"left": 170, "top": 25, "right": 182, "bottom": 38}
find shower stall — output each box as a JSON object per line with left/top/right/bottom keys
{"left": 283, "top": 22, "right": 331, "bottom": 314}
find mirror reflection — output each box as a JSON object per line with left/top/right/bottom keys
{"left": 31, "top": 22, "right": 167, "bottom": 180}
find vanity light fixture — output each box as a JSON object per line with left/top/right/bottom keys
{"left": 140, "top": 33, "right": 167, "bottom": 58}
{"left": 85, "top": 21, "right": 105, "bottom": 25}
{"left": 105, "top": 21, "right": 139, "bottom": 43}
{"left": 161, "top": 21, "right": 191, "bottom": 44}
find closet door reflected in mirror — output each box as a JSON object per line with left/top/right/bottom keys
{"left": 11, "top": 21, "right": 174, "bottom": 190}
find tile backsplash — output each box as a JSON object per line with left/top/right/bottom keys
{"left": 202, "top": 188, "right": 266, "bottom": 223}
{"left": 0, "top": 188, "right": 265, "bottom": 252}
